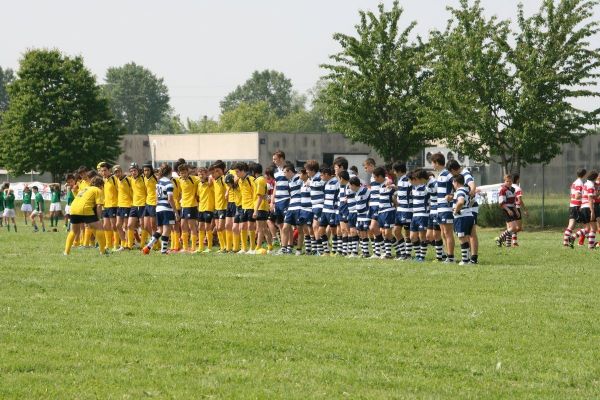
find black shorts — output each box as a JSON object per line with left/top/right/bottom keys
{"left": 129, "top": 206, "right": 145, "bottom": 219}
{"left": 595, "top": 204, "right": 600, "bottom": 219}
{"left": 143, "top": 205, "right": 156, "bottom": 218}
{"left": 199, "top": 211, "right": 214, "bottom": 223}
{"left": 182, "top": 207, "right": 198, "bottom": 220}
{"left": 240, "top": 209, "right": 256, "bottom": 223}
{"left": 215, "top": 209, "right": 227, "bottom": 220}
{"left": 502, "top": 209, "right": 517, "bottom": 222}
{"left": 102, "top": 207, "right": 117, "bottom": 219}
{"left": 234, "top": 206, "right": 243, "bottom": 224}
{"left": 255, "top": 210, "right": 269, "bottom": 221}
{"left": 117, "top": 207, "right": 130, "bottom": 218}
{"left": 569, "top": 206, "right": 580, "bottom": 222}
{"left": 513, "top": 208, "right": 522, "bottom": 221}
{"left": 70, "top": 214, "right": 99, "bottom": 224}
{"left": 579, "top": 207, "right": 592, "bottom": 224}
{"left": 226, "top": 202, "right": 237, "bottom": 218}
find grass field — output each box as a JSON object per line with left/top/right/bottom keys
{"left": 1, "top": 227, "right": 599, "bottom": 398}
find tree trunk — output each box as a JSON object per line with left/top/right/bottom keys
{"left": 51, "top": 172, "right": 61, "bottom": 184}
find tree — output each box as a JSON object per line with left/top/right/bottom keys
{"left": 319, "top": 1, "right": 431, "bottom": 162}
{"left": 187, "top": 115, "right": 220, "bottom": 133}
{"left": 103, "top": 62, "right": 170, "bottom": 134}
{"left": 152, "top": 111, "right": 186, "bottom": 134}
{"left": 0, "top": 49, "right": 123, "bottom": 182}
{"left": 418, "top": 0, "right": 600, "bottom": 175}
{"left": 220, "top": 70, "right": 294, "bottom": 117}
{"left": 218, "top": 101, "right": 277, "bottom": 132}
{"left": 270, "top": 108, "right": 327, "bottom": 133}
{"left": 0, "top": 67, "right": 15, "bottom": 119}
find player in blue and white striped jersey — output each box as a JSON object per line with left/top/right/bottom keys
{"left": 431, "top": 152, "right": 456, "bottom": 263}
{"left": 448, "top": 160, "right": 478, "bottom": 264}
{"left": 363, "top": 158, "right": 384, "bottom": 257}
{"left": 305, "top": 160, "right": 323, "bottom": 254}
{"left": 344, "top": 177, "right": 357, "bottom": 256}
{"left": 426, "top": 171, "right": 444, "bottom": 261}
{"left": 393, "top": 162, "right": 411, "bottom": 260}
{"left": 143, "top": 163, "right": 179, "bottom": 255}
{"left": 374, "top": 167, "right": 397, "bottom": 259}
{"left": 318, "top": 167, "right": 339, "bottom": 255}
{"left": 452, "top": 174, "right": 474, "bottom": 265}
{"left": 281, "top": 164, "right": 303, "bottom": 255}
{"left": 409, "top": 169, "right": 431, "bottom": 262}
{"left": 336, "top": 171, "right": 351, "bottom": 256}
{"left": 348, "top": 176, "right": 371, "bottom": 257}
{"left": 270, "top": 150, "right": 290, "bottom": 227}
{"left": 298, "top": 169, "right": 314, "bottom": 254}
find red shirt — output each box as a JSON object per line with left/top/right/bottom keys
{"left": 512, "top": 184, "right": 523, "bottom": 208}
{"left": 570, "top": 178, "right": 583, "bottom": 207}
{"left": 498, "top": 184, "right": 515, "bottom": 208}
{"left": 581, "top": 180, "right": 595, "bottom": 209}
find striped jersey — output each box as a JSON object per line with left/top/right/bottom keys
{"left": 498, "top": 184, "right": 515, "bottom": 207}
{"left": 345, "top": 186, "right": 356, "bottom": 214}
{"left": 435, "top": 169, "right": 453, "bottom": 213}
{"left": 351, "top": 186, "right": 370, "bottom": 217}
{"left": 411, "top": 184, "right": 430, "bottom": 217}
{"left": 581, "top": 180, "right": 595, "bottom": 208}
{"left": 368, "top": 176, "right": 380, "bottom": 209}
{"left": 396, "top": 174, "right": 412, "bottom": 213}
{"left": 323, "top": 177, "right": 339, "bottom": 214}
{"left": 570, "top": 178, "right": 584, "bottom": 207}
{"left": 287, "top": 175, "right": 303, "bottom": 211}
{"left": 336, "top": 183, "right": 349, "bottom": 215}
{"left": 453, "top": 186, "right": 472, "bottom": 218}
{"left": 461, "top": 169, "right": 478, "bottom": 213}
{"left": 274, "top": 167, "right": 290, "bottom": 203}
{"left": 378, "top": 185, "right": 396, "bottom": 213}
{"left": 300, "top": 180, "right": 312, "bottom": 212}
{"left": 156, "top": 177, "right": 174, "bottom": 212}
{"left": 512, "top": 183, "right": 523, "bottom": 208}
{"left": 309, "top": 172, "right": 325, "bottom": 209}
{"left": 427, "top": 176, "right": 437, "bottom": 214}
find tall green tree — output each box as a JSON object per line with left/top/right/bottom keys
{"left": 187, "top": 115, "right": 220, "bottom": 133}
{"left": 319, "top": 1, "right": 431, "bottom": 162}
{"left": 419, "top": 0, "right": 600, "bottom": 175}
{"left": 0, "top": 49, "right": 123, "bottom": 182}
{"left": 219, "top": 101, "right": 277, "bottom": 132}
{"left": 220, "top": 70, "right": 294, "bottom": 118}
{"left": 103, "top": 62, "right": 170, "bottom": 134}
{"left": 0, "top": 67, "right": 15, "bottom": 119}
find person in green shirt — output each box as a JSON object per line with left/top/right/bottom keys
{"left": 49, "top": 183, "right": 62, "bottom": 229}
{"left": 64, "top": 174, "right": 77, "bottom": 231}
{"left": 0, "top": 183, "right": 6, "bottom": 227}
{"left": 21, "top": 186, "right": 33, "bottom": 225}
{"left": 31, "top": 185, "right": 46, "bottom": 232}
{"left": 3, "top": 188, "right": 17, "bottom": 232}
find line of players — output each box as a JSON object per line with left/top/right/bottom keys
{"left": 563, "top": 168, "right": 600, "bottom": 249}
{"left": 61, "top": 150, "right": 496, "bottom": 265}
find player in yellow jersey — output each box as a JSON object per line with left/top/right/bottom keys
{"left": 233, "top": 162, "right": 257, "bottom": 254}
{"left": 142, "top": 163, "right": 158, "bottom": 244}
{"left": 211, "top": 160, "right": 228, "bottom": 252}
{"left": 224, "top": 169, "right": 241, "bottom": 253}
{"left": 170, "top": 165, "right": 183, "bottom": 252}
{"left": 64, "top": 176, "right": 108, "bottom": 255}
{"left": 252, "top": 163, "right": 273, "bottom": 252}
{"left": 127, "top": 163, "right": 146, "bottom": 249}
{"left": 197, "top": 167, "right": 215, "bottom": 252}
{"left": 177, "top": 164, "right": 200, "bottom": 252}
{"left": 114, "top": 165, "right": 132, "bottom": 250}
{"left": 99, "top": 162, "right": 119, "bottom": 250}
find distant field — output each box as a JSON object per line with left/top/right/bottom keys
{"left": 1, "top": 228, "right": 599, "bottom": 399}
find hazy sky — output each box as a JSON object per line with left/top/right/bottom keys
{"left": 1, "top": 0, "right": 598, "bottom": 122}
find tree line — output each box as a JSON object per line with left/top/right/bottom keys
{"left": 0, "top": 0, "right": 598, "bottom": 180}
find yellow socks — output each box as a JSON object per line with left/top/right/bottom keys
{"left": 127, "top": 229, "right": 135, "bottom": 248}
{"left": 207, "top": 231, "right": 213, "bottom": 250}
{"left": 141, "top": 230, "right": 149, "bottom": 247}
{"left": 97, "top": 229, "right": 106, "bottom": 253}
{"left": 113, "top": 231, "right": 120, "bottom": 248}
{"left": 218, "top": 231, "right": 226, "bottom": 251}
{"left": 249, "top": 231, "right": 256, "bottom": 250}
{"left": 191, "top": 234, "right": 198, "bottom": 252}
{"left": 83, "top": 227, "right": 93, "bottom": 246}
{"left": 199, "top": 231, "right": 206, "bottom": 251}
{"left": 240, "top": 230, "right": 248, "bottom": 251}
{"left": 233, "top": 232, "right": 240, "bottom": 252}
{"left": 104, "top": 230, "right": 113, "bottom": 249}
{"left": 182, "top": 232, "right": 190, "bottom": 251}
{"left": 64, "top": 231, "right": 76, "bottom": 254}
{"left": 226, "top": 230, "right": 233, "bottom": 251}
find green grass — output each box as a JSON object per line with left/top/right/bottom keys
{"left": 1, "top": 227, "right": 600, "bottom": 398}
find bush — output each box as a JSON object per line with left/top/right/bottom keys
{"left": 476, "top": 203, "right": 506, "bottom": 228}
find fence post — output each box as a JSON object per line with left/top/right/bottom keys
{"left": 541, "top": 163, "right": 545, "bottom": 229}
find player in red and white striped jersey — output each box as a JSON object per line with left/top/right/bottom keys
{"left": 511, "top": 173, "right": 528, "bottom": 247}
{"left": 495, "top": 175, "right": 518, "bottom": 247}
{"left": 563, "top": 168, "right": 587, "bottom": 247}
{"left": 574, "top": 170, "right": 598, "bottom": 248}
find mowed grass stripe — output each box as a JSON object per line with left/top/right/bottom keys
{"left": 1, "top": 229, "right": 599, "bottom": 398}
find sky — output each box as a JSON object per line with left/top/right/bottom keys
{"left": 1, "top": 0, "right": 598, "bottom": 122}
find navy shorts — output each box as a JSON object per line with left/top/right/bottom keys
{"left": 368, "top": 206, "right": 379, "bottom": 220}
{"left": 156, "top": 210, "right": 176, "bottom": 227}
{"left": 182, "top": 207, "right": 198, "bottom": 220}
{"left": 226, "top": 202, "right": 237, "bottom": 218}
{"left": 215, "top": 209, "right": 227, "bottom": 220}
{"left": 454, "top": 216, "right": 474, "bottom": 237}
{"left": 240, "top": 209, "right": 256, "bottom": 223}
{"left": 377, "top": 210, "right": 396, "bottom": 229}
{"left": 472, "top": 211, "right": 478, "bottom": 224}
{"left": 338, "top": 211, "right": 349, "bottom": 224}
{"left": 129, "top": 206, "right": 145, "bottom": 219}
{"left": 272, "top": 201, "right": 288, "bottom": 224}
{"left": 234, "top": 206, "right": 243, "bottom": 224}
{"left": 143, "top": 205, "right": 157, "bottom": 218}
{"left": 312, "top": 208, "right": 323, "bottom": 221}
{"left": 319, "top": 212, "right": 338, "bottom": 227}
{"left": 348, "top": 213, "right": 358, "bottom": 229}
{"left": 117, "top": 207, "right": 130, "bottom": 218}
{"left": 410, "top": 216, "right": 428, "bottom": 232}
{"left": 102, "top": 207, "right": 117, "bottom": 218}
{"left": 255, "top": 210, "right": 270, "bottom": 221}
{"left": 395, "top": 211, "right": 412, "bottom": 227}
{"left": 284, "top": 210, "right": 300, "bottom": 226}
{"left": 299, "top": 210, "right": 313, "bottom": 225}
{"left": 199, "top": 211, "right": 214, "bottom": 223}
{"left": 70, "top": 214, "right": 99, "bottom": 224}
{"left": 356, "top": 218, "right": 370, "bottom": 232}
{"left": 427, "top": 213, "right": 440, "bottom": 230}
{"left": 437, "top": 211, "right": 454, "bottom": 225}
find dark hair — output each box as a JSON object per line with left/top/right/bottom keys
{"left": 91, "top": 176, "right": 104, "bottom": 187}
{"left": 431, "top": 152, "right": 445, "bottom": 166}
{"left": 338, "top": 171, "right": 350, "bottom": 182}
{"left": 142, "top": 162, "right": 153, "bottom": 169}
{"left": 252, "top": 163, "right": 263, "bottom": 175}
{"left": 265, "top": 166, "right": 275, "bottom": 178}
{"left": 349, "top": 176, "right": 361, "bottom": 186}
{"left": 98, "top": 162, "right": 111, "bottom": 170}
{"left": 392, "top": 161, "right": 407, "bottom": 174}
{"left": 177, "top": 163, "right": 189, "bottom": 172}
{"left": 284, "top": 163, "right": 296, "bottom": 173}
{"left": 304, "top": 160, "right": 320, "bottom": 172}
{"left": 373, "top": 167, "right": 386, "bottom": 178}
{"left": 159, "top": 163, "right": 172, "bottom": 178}
{"left": 350, "top": 165, "right": 358, "bottom": 174}
{"left": 577, "top": 168, "right": 587, "bottom": 178}
{"left": 32, "top": 185, "right": 39, "bottom": 191}
{"left": 65, "top": 173, "right": 76, "bottom": 181}
{"left": 174, "top": 158, "right": 186, "bottom": 171}
{"left": 211, "top": 160, "right": 226, "bottom": 172}
{"left": 86, "top": 170, "right": 98, "bottom": 179}
{"left": 446, "top": 160, "right": 461, "bottom": 171}
{"left": 233, "top": 162, "right": 249, "bottom": 172}
{"left": 588, "top": 170, "right": 599, "bottom": 181}
{"left": 273, "top": 150, "right": 285, "bottom": 160}
{"left": 333, "top": 156, "right": 348, "bottom": 170}
{"left": 454, "top": 174, "right": 465, "bottom": 185}
{"left": 320, "top": 166, "right": 333, "bottom": 176}
{"left": 417, "top": 169, "right": 429, "bottom": 180}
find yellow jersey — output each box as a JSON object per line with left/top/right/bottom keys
{"left": 254, "top": 176, "right": 270, "bottom": 212}
{"left": 131, "top": 176, "right": 146, "bottom": 207}
{"left": 179, "top": 175, "right": 200, "bottom": 207}
{"left": 198, "top": 179, "right": 215, "bottom": 212}
{"left": 144, "top": 175, "right": 157, "bottom": 206}
{"left": 239, "top": 175, "right": 255, "bottom": 210}
{"left": 74, "top": 179, "right": 89, "bottom": 195}
{"left": 70, "top": 186, "right": 104, "bottom": 216}
{"left": 213, "top": 176, "right": 227, "bottom": 211}
{"left": 171, "top": 177, "right": 181, "bottom": 210}
{"left": 103, "top": 175, "right": 119, "bottom": 208}
{"left": 227, "top": 170, "right": 237, "bottom": 203}
{"left": 117, "top": 176, "right": 133, "bottom": 208}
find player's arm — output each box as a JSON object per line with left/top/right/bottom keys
{"left": 468, "top": 181, "right": 476, "bottom": 197}
{"left": 168, "top": 192, "right": 179, "bottom": 220}
{"left": 454, "top": 196, "right": 465, "bottom": 215}
{"left": 498, "top": 189, "right": 513, "bottom": 215}
{"left": 518, "top": 193, "right": 528, "bottom": 216}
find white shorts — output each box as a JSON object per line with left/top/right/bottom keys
{"left": 3, "top": 209, "right": 16, "bottom": 218}
{"left": 21, "top": 204, "right": 32, "bottom": 212}
{"left": 49, "top": 202, "right": 62, "bottom": 212}
{"left": 31, "top": 210, "right": 43, "bottom": 217}
{"left": 65, "top": 205, "right": 71, "bottom": 215}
